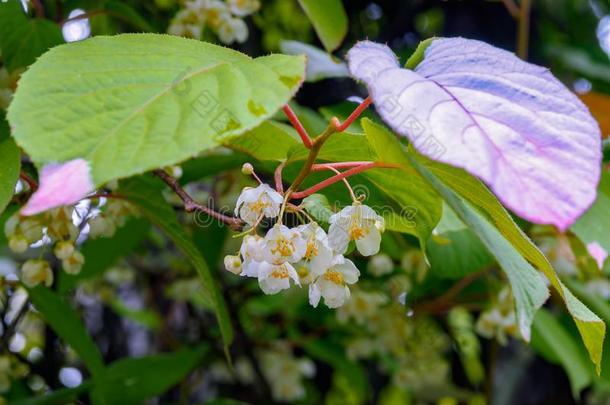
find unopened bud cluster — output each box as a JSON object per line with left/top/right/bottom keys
{"left": 4, "top": 199, "right": 135, "bottom": 289}
{"left": 224, "top": 181, "right": 385, "bottom": 308}
{"left": 168, "top": 0, "right": 259, "bottom": 44}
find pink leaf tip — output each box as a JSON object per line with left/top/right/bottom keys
{"left": 21, "top": 159, "right": 94, "bottom": 216}
{"left": 587, "top": 241, "right": 608, "bottom": 270}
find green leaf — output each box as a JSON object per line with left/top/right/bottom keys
{"left": 416, "top": 155, "right": 606, "bottom": 374}
{"left": 119, "top": 176, "right": 233, "bottom": 349}
{"left": 27, "top": 286, "right": 105, "bottom": 377}
{"left": 572, "top": 171, "right": 610, "bottom": 258}
{"left": 361, "top": 118, "right": 443, "bottom": 246}
{"left": 107, "top": 297, "right": 162, "bottom": 330}
{"left": 531, "top": 309, "right": 592, "bottom": 396}
{"left": 427, "top": 203, "right": 494, "bottom": 280}
{"left": 8, "top": 34, "right": 305, "bottom": 187}
{"left": 227, "top": 120, "right": 300, "bottom": 161}
{"left": 297, "top": 0, "right": 348, "bottom": 52}
{"left": 180, "top": 151, "right": 249, "bottom": 184}
{"left": 302, "top": 193, "right": 335, "bottom": 223}
{"left": 11, "top": 382, "right": 92, "bottom": 405}
{"left": 408, "top": 155, "right": 549, "bottom": 342}
{"left": 102, "top": 1, "right": 155, "bottom": 32}
{"left": 0, "top": 1, "right": 63, "bottom": 72}
{"left": 92, "top": 345, "right": 207, "bottom": 405}
{"left": 0, "top": 112, "right": 20, "bottom": 214}
{"left": 404, "top": 37, "right": 436, "bottom": 69}
{"left": 58, "top": 218, "right": 150, "bottom": 293}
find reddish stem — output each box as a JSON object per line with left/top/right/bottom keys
{"left": 282, "top": 105, "right": 313, "bottom": 149}
{"left": 331, "top": 97, "right": 372, "bottom": 132}
{"left": 291, "top": 162, "right": 398, "bottom": 199}
{"left": 311, "top": 161, "right": 395, "bottom": 171}
{"left": 274, "top": 161, "right": 286, "bottom": 193}
{"left": 19, "top": 172, "right": 38, "bottom": 192}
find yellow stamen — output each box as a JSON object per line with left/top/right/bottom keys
{"left": 348, "top": 223, "right": 368, "bottom": 240}
{"left": 271, "top": 237, "right": 294, "bottom": 257}
{"left": 304, "top": 239, "right": 318, "bottom": 260}
{"left": 324, "top": 269, "right": 344, "bottom": 285}
{"left": 271, "top": 266, "right": 289, "bottom": 279}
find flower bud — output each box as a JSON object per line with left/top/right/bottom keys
{"left": 3, "top": 214, "right": 19, "bottom": 237}
{"left": 21, "top": 259, "right": 53, "bottom": 288}
{"left": 241, "top": 163, "right": 254, "bottom": 175}
{"left": 54, "top": 241, "right": 75, "bottom": 260}
{"left": 62, "top": 251, "right": 85, "bottom": 275}
{"left": 8, "top": 235, "right": 29, "bottom": 254}
{"left": 367, "top": 253, "right": 394, "bottom": 277}
{"left": 19, "top": 218, "right": 43, "bottom": 242}
{"left": 224, "top": 255, "right": 242, "bottom": 275}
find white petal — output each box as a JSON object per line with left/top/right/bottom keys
{"left": 328, "top": 222, "right": 349, "bottom": 254}
{"left": 336, "top": 259, "right": 360, "bottom": 284}
{"left": 309, "top": 283, "right": 321, "bottom": 307}
{"left": 355, "top": 226, "right": 381, "bottom": 256}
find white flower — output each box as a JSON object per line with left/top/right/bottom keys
{"left": 367, "top": 253, "right": 394, "bottom": 276}
{"left": 203, "top": 0, "right": 231, "bottom": 28}
{"left": 217, "top": 17, "right": 248, "bottom": 44}
{"left": 328, "top": 202, "right": 384, "bottom": 256}
{"left": 263, "top": 224, "right": 306, "bottom": 264}
{"left": 235, "top": 184, "right": 283, "bottom": 226}
{"left": 258, "top": 262, "right": 300, "bottom": 295}
{"left": 227, "top": 0, "right": 260, "bottom": 16}
{"left": 239, "top": 234, "right": 265, "bottom": 277}
{"left": 224, "top": 254, "right": 242, "bottom": 275}
{"left": 309, "top": 256, "right": 360, "bottom": 308}
{"left": 294, "top": 223, "right": 334, "bottom": 279}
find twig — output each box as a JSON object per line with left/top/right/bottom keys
{"left": 412, "top": 269, "right": 491, "bottom": 315}
{"left": 282, "top": 105, "right": 313, "bottom": 149}
{"left": 331, "top": 97, "right": 372, "bottom": 132}
{"left": 19, "top": 171, "right": 38, "bottom": 192}
{"left": 153, "top": 169, "right": 244, "bottom": 230}
{"left": 30, "top": 0, "right": 45, "bottom": 18}
{"left": 274, "top": 161, "right": 286, "bottom": 193}
{"left": 517, "top": 0, "right": 532, "bottom": 59}
{"left": 290, "top": 162, "right": 399, "bottom": 199}
{"left": 501, "top": 0, "right": 520, "bottom": 19}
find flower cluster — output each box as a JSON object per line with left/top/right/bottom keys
{"left": 168, "top": 0, "right": 259, "bottom": 44}
{"left": 224, "top": 183, "right": 385, "bottom": 308}
{"left": 475, "top": 286, "right": 519, "bottom": 344}
{"left": 4, "top": 196, "right": 136, "bottom": 288}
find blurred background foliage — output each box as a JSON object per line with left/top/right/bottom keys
{"left": 1, "top": 0, "right": 610, "bottom": 404}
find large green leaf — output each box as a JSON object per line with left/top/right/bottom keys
{"left": 0, "top": 112, "right": 20, "bottom": 214}
{"left": 409, "top": 156, "right": 549, "bottom": 342}
{"left": 415, "top": 156, "right": 606, "bottom": 374}
{"left": 8, "top": 34, "right": 305, "bottom": 187}
{"left": 297, "top": 0, "right": 348, "bottom": 52}
{"left": 91, "top": 345, "right": 207, "bottom": 405}
{"left": 27, "top": 286, "right": 105, "bottom": 377}
{"left": 531, "top": 309, "right": 592, "bottom": 396}
{"left": 360, "top": 119, "right": 443, "bottom": 245}
{"left": 0, "top": 1, "right": 63, "bottom": 72}
{"left": 119, "top": 176, "right": 233, "bottom": 349}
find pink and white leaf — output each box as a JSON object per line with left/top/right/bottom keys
{"left": 347, "top": 38, "right": 602, "bottom": 230}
